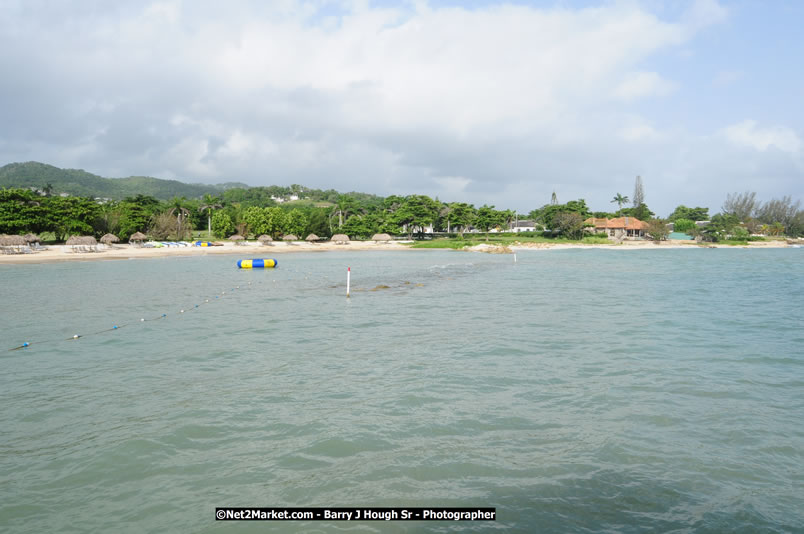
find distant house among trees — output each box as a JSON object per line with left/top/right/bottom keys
{"left": 269, "top": 194, "right": 299, "bottom": 203}
{"left": 585, "top": 216, "right": 648, "bottom": 240}
{"left": 509, "top": 220, "right": 537, "bottom": 233}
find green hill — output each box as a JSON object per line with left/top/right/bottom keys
{"left": 0, "top": 162, "right": 246, "bottom": 200}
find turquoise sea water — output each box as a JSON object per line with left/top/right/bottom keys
{"left": 1, "top": 249, "right": 803, "bottom": 533}
{"left": 668, "top": 232, "right": 694, "bottom": 240}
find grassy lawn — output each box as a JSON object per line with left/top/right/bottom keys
{"left": 283, "top": 199, "right": 334, "bottom": 208}
{"left": 409, "top": 239, "right": 485, "bottom": 249}
{"left": 408, "top": 234, "right": 611, "bottom": 248}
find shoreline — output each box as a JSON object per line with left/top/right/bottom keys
{"left": 509, "top": 239, "right": 793, "bottom": 251}
{"left": 0, "top": 240, "right": 414, "bottom": 264}
{"left": 0, "top": 238, "right": 795, "bottom": 264}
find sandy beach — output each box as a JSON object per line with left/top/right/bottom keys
{"left": 0, "top": 238, "right": 795, "bottom": 264}
{"left": 0, "top": 240, "right": 417, "bottom": 264}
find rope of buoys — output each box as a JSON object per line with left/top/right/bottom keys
{"left": 7, "top": 278, "right": 264, "bottom": 352}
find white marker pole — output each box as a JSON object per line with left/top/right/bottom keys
{"left": 346, "top": 266, "right": 351, "bottom": 298}
{"left": 514, "top": 253, "right": 517, "bottom": 263}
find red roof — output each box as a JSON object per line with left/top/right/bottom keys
{"left": 585, "top": 217, "right": 648, "bottom": 230}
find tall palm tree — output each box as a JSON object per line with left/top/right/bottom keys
{"left": 770, "top": 222, "right": 785, "bottom": 236}
{"left": 611, "top": 193, "right": 629, "bottom": 211}
{"left": 439, "top": 204, "right": 451, "bottom": 232}
{"left": 502, "top": 209, "right": 515, "bottom": 231}
{"left": 167, "top": 197, "right": 191, "bottom": 240}
{"left": 199, "top": 194, "right": 223, "bottom": 236}
{"left": 329, "top": 195, "right": 358, "bottom": 232}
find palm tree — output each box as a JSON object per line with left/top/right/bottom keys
{"left": 329, "top": 195, "right": 358, "bottom": 232}
{"left": 504, "top": 209, "right": 516, "bottom": 231}
{"left": 611, "top": 193, "right": 629, "bottom": 211}
{"left": 167, "top": 197, "right": 191, "bottom": 240}
{"left": 199, "top": 194, "right": 223, "bottom": 236}
{"left": 439, "top": 203, "right": 451, "bottom": 232}
{"left": 770, "top": 222, "right": 785, "bottom": 236}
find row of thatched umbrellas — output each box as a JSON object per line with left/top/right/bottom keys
{"left": 67, "top": 233, "right": 148, "bottom": 245}
{"left": 68, "top": 233, "right": 150, "bottom": 246}
{"left": 1, "top": 231, "right": 393, "bottom": 248}
{"left": 237, "top": 233, "right": 392, "bottom": 244}
{"left": 0, "top": 233, "right": 149, "bottom": 252}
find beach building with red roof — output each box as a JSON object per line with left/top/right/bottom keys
{"left": 585, "top": 216, "right": 648, "bottom": 240}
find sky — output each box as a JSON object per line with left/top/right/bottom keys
{"left": 0, "top": 0, "right": 802, "bottom": 216}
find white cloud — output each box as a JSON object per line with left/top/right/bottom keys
{"left": 722, "top": 120, "right": 802, "bottom": 154}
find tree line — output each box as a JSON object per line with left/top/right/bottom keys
{"left": 1, "top": 180, "right": 802, "bottom": 242}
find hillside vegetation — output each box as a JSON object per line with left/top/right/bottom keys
{"left": 0, "top": 161, "right": 244, "bottom": 200}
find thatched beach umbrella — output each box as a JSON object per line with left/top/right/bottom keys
{"left": 229, "top": 234, "right": 245, "bottom": 245}
{"left": 129, "top": 232, "right": 147, "bottom": 246}
{"left": 23, "top": 233, "right": 40, "bottom": 244}
{"left": 2, "top": 234, "right": 26, "bottom": 252}
{"left": 81, "top": 236, "right": 98, "bottom": 251}
{"left": 65, "top": 235, "right": 97, "bottom": 252}
{"left": 283, "top": 234, "right": 298, "bottom": 241}
{"left": 331, "top": 233, "right": 350, "bottom": 244}
{"left": 371, "top": 233, "right": 391, "bottom": 242}
{"left": 66, "top": 235, "right": 83, "bottom": 252}
{"left": 100, "top": 233, "right": 119, "bottom": 245}
{"left": 257, "top": 235, "right": 273, "bottom": 245}
{"left": 305, "top": 233, "right": 319, "bottom": 242}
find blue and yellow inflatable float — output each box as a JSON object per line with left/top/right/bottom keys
{"left": 237, "top": 258, "right": 277, "bottom": 269}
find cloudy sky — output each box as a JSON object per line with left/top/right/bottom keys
{"left": 1, "top": 0, "right": 802, "bottom": 215}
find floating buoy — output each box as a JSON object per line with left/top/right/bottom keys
{"left": 237, "top": 259, "right": 277, "bottom": 269}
